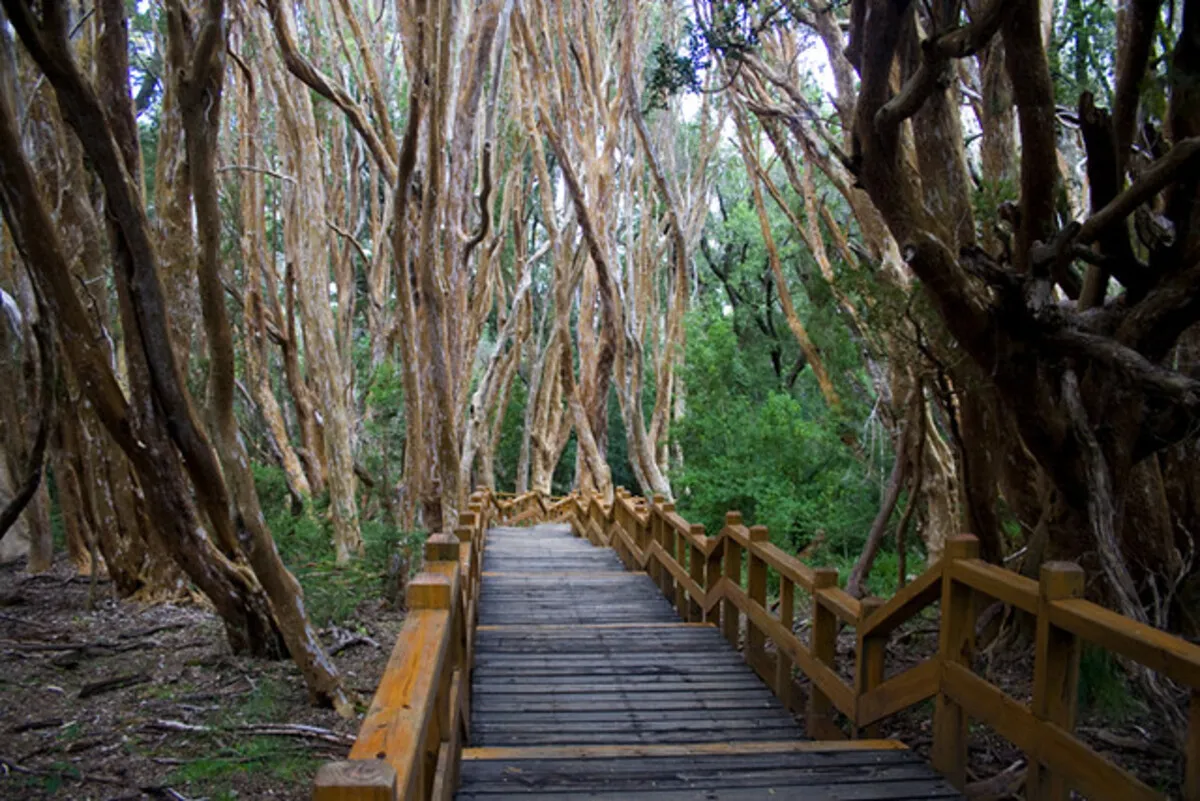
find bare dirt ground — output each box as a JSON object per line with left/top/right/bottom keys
{"left": 0, "top": 555, "right": 404, "bottom": 800}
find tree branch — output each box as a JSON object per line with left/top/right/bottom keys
{"left": 875, "top": 0, "right": 1012, "bottom": 132}
{"left": 1078, "top": 136, "right": 1200, "bottom": 247}
{"left": 0, "top": 283, "right": 54, "bottom": 541}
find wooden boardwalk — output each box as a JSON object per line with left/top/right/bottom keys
{"left": 457, "top": 524, "right": 963, "bottom": 800}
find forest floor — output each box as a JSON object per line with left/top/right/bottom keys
{"left": 0, "top": 553, "right": 405, "bottom": 801}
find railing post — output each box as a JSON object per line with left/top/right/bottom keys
{"left": 776, "top": 573, "right": 796, "bottom": 711}
{"left": 689, "top": 524, "right": 706, "bottom": 622}
{"left": 931, "top": 534, "right": 980, "bottom": 789}
{"left": 705, "top": 535, "right": 723, "bottom": 627}
{"left": 1027, "top": 561, "right": 1084, "bottom": 801}
{"left": 314, "top": 760, "right": 398, "bottom": 800}
{"left": 651, "top": 495, "right": 665, "bottom": 591}
{"left": 660, "top": 501, "right": 677, "bottom": 603}
{"left": 854, "top": 596, "right": 885, "bottom": 739}
{"left": 672, "top": 514, "right": 688, "bottom": 618}
{"left": 807, "top": 567, "right": 840, "bottom": 739}
{"left": 746, "top": 526, "right": 769, "bottom": 676}
{"left": 722, "top": 512, "right": 743, "bottom": 648}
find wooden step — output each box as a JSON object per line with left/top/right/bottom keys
{"left": 458, "top": 741, "right": 962, "bottom": 800}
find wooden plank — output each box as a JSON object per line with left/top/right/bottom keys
{"left": 1028, "top": 562, "right": 1084, "bottom": 801}
{"left": 471, "top": 729, "right": 805, "bottom": 747}
{"left": 746, "top": 526, "right": 769, "bottom": 667}
{"left": 430, "top": 683, "right": 460, "bottom": 801}
{"left": 471, "top": 717, "right": 803, "bottom": 734}
{"left": 722, "top": 519, "right": 743, "bottom": 648}
{"left": 817, "top": 586, "right": 863, "bottom": 625}
{"left": 752, "top": 541, "right": 815, "bottom": 591}
{"left": 471, "top": 691, "right": 789, "bottom": 710}
{"left": 348, "top": 610, "right": 449, "bottom": 799}
{"left": 688, "top": 528, "right": 706, "bottom": 622}
{"left": 475, "top": 621, "right": 710, "bottom": 631}
{"left": 721, "top": 581, "right": 856, "bottom": 718}
{"left": 460, "top": 749, "right": 922, "bottom": 779}
{"left": 855, "top": 659, "right": 938, "bottom": 728}
{"left": 808, "top": 567, "right": 843, "bottom": 739}
{"left": 472, "top": 679, "right": 771, "bottom": 694}
{"left": 854, "top": 597, "right": 887, "bottom": 736}
{"left": 462, "top": 740, "right": 910, "bottom": 760}
{"left": 458, "top": 764, "right": 949, "bottom": 794}
{"left": 930, "top": 536, "right": 979, "bottom": 788}
{"left": 652, "top": 541, "right": 707, "bottom": 606}
{"left": 776, "top": 576, "right": 795, "bottom": 710}
{"left": 481, "top": 571, "right": 635, "bottom": 577}
{"left": 858, "top": 560, "right": 943, "bottom": 638}
{"left": 472, "top": 708, "right": 795, "bottom": 725}
{"left": 313, "top": 760, "right": 397, "bottom": 801}
{"left": 455, "top": 781, "right": 962, "bottom": 800}
{"left": 950, "top": 558, "right": 1038, "bottom": 614}
{"left": 1048, "top": 597, "right": 1200, "bottom": 688}
{"left": 942, "top": 662, "right": 1160, "bottom": 801}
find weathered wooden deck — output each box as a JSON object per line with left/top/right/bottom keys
{"left": 457, "top": 524, "right": 962, "bottom": 800}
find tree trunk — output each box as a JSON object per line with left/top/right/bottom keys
{"left": 268, "top": 21, "right": 362, "bottom": 560}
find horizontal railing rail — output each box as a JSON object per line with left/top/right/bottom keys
{"left": 558, "top": 488, "right": 1200, "bottom": 801}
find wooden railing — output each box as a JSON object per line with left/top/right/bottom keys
{"left": 313, "top": 492, "right": 490, "bottom": 801}
{"left": 561, "top": 488, "right": 1200, "bottom": 801}
{"left": 491, "top": 490, "right": 550, "bottom": 527}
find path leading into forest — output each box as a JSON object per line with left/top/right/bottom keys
{"left": 455, "top": 524, "right": 962, "bottom": 800}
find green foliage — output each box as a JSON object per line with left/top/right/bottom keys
{"left": 359, "top": 357, "right": 408, "bottom": 499}
{"left": 1049, "top": 0, "right": 1117, "bottom": 105}
{"left": 1078, "top": 645, "right": 1141, "bottom": 721}
{"left": 493, "top": 377, "right": 529, "bottom": 493}
{"left": 253, "top": 464, "right": 424, "bottom": 626}
{"left": 163, "top": 677, "right": 320, "bottom": 795}
{"left": 671, "top": 313, "right": 880, "bottom": 557}
{"left": 644, "top": 24, "right": 706, "bottom": 111}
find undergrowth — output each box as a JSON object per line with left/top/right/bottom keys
{"left": 159, "top": 676, "right": 321, "bottom": 799}
{"left": 253, "top": 464, "right": 426, "bottom": 626}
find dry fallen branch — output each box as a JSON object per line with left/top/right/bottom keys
{"left": 146, "top": 719, "right": 355, "bottom": 746}
{"left": 79, "top": 671, "right": 150, "bottom": 698}
{"left": 0, "top": 756, "right": 125, "bottom": 787}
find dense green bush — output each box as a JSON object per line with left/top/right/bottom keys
{"left": 253, "top": 464, "right": 423, "bottom": 625}
{"left": 671, "top": 313, "right": 880, "bottom": 559}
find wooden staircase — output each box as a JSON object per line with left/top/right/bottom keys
{"left": 456, "top": 523, "right": 960, "bottom": 799}
{"left": 313, "top": 489, "right": 1200, "bottom": 801}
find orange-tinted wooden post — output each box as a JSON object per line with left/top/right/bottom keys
{"left": 314, "top": 760, "right": 398, "bottom": 800}
{"left": 674, "top": 517, "right": 689, "bottom": 617}
{"left": 746, "top": 525, "right": 769, "bottom": 675}
{"left": 854, "top": 596, "right": 885, "bottom": 738}
{"left": 651, "top": 495, "right": 665, "bottom": 592}
{"left": 807, "top": 567, "right": 840, "bottom": 739}
{"left": 705, "top": 535, "right": 724, "bottom": 627}
{"left": 722, "top": 512, "right": 743, "bottom": 648}
{"left": 931, "top": 535, "right": 980, "bottom": 789}
{"left": 1027, "top": 561, "right": 1084, "bottom": 801}
{"left": 776, "top": 574, "right": 796, "bottom": 710}
{"left": 660, "top": 501, "right": 678, "bottom": 603}
{"left": 689, "top": 524, "right": 706, "bottom": 622}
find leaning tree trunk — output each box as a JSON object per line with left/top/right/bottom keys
{"left": 268, "top": 23, "right": 362, "bottom": 561}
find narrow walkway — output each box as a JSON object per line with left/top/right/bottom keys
{"left": 458, "top": 523, "right": 962, "bottom": 800}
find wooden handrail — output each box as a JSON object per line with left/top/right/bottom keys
{"left": 558, "top": 489, "right": 1200, "bottom": 801}
{"left": 313, "top": 492, "right": 491, "bottom": 801}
